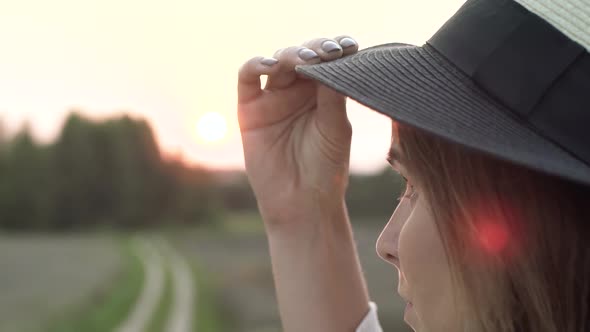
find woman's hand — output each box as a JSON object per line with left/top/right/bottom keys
{"left": 237, "top": 38, "right": 370, "bottom": 332}
{"left": 238, "top": 36, "right": 359, "bottom": 229}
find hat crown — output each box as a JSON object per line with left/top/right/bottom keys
{"left": 515, "top": 0, "right": 590, "bottom": 52}
{"left": 427, "top": 0, "right": 590, "bottom": 168}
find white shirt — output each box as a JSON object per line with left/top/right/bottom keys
{"left": 356, "top": 301, "right": 383, "bottom": 332}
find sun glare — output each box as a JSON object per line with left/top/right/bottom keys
{"left": 196, "top": 112, "right": 227, "bottom": 143}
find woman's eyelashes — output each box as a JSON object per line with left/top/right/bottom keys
{"left": 398, "top": 176, "right": 418, "bottom": 201}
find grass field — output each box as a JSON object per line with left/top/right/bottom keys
{"left": 170, "top": 213, "right": 413, "bottom": 332}
{"left": 0, "top": 231, "right": 207, "bottom": 332}
{"left": 0, "top": 232, "right": 124, "bottom": 332}
{"left": 45, "top": 238, "right": 144, "bottom": 332}
{"left": 192, "top": 257, "right": 232, "bottom": 332}
{"left": 146, "top": 261, "right": 173, "bottom": 332}
{"left": 0, "top": 214, "right": 411, "bottom": 332}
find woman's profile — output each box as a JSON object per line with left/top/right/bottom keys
{"left": 237, "top": 0, "right": 590, "bottom": 331}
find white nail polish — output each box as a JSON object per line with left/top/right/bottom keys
{"left": 299, "top": 48, "right": 319, "bottom": 61}
{"left": 261, "top": 58, "right": 278, "bottom": 66}
{"left": 340, "top": 38, "right": 357, "bottom": 48}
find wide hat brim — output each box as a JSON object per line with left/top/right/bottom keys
{"left": 295, "top": 43, "right": 590, "bottom": 187}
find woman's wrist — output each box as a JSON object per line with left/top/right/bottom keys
{"left": 260, "top": 194, "right": 349, "bottom": 237}
{"left": 263, "top": 198, "right": 370, "bottom": 331}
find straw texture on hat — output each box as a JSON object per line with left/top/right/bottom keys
{"left": 296, "top": 0, "right": 590, "bottom": 187}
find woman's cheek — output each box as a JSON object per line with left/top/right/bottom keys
{"left": 398, "top": 212, "right": 423, "bottom": 286}
{"left": 399, "top": 200, "right": 459, "bottom": 331}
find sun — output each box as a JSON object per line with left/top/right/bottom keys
{"left": 195, "top": 112, "right": 227, "bottom": 143}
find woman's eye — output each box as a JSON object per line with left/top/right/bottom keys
{"left": 403, "top": 184, "right": 416, "bottom": 199}
{"left": 397, "top": 175, "right": 417, "bottom": 201}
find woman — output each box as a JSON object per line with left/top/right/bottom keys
{"left": 237, "top": 0, "right": 590, "bottom": 331}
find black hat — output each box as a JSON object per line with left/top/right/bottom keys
{"left": 296, "top": 0, "right": 590, "bottom": 186}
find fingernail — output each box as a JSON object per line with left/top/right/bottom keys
{"left": 339, "top": 37, "right": 357, "bottom": 48}
{"left": 322, "top": 40, "right": 342, "bottom": 53}
{"left": 261, "top": 57, "right": 278, "bottom": 66}
{"left": 299, "top": 48, "right": 319, "bottom": 61}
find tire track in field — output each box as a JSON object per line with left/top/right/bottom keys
{"left": 114, "top": 237, "right": 165, "bottom": 332}
{"left": 160, "top": 239, "right": 195, "bottom": 332}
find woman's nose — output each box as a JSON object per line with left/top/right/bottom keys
{"left": 377, "top": 198, "right": 412, "bottom": 268}
{"left": 376, "top": 214, "right": 403, "bottom": 269}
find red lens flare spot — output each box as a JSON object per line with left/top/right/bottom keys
{"left": 476, "top": 222, "right": 509, "bottom": 254}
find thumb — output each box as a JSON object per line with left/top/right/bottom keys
{"left": 315, "top": 84, "right": 352, "bottom": 141}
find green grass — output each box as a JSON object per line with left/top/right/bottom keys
{"left": 219, "top": 211, "right": 265, "bottom": 234}
{"left": 146, "top": 257, "right": 173, "bottom": 332}
{"left": 192, "top": 257, "right": 231, "bottom": 332}
{"left": 44, "top": 237, "right": 144, "bottom": 332}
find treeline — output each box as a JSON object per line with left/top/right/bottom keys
{"left": 0, "top": 111, "right": 404, "bottom": 230}
{"left": 347, "top": 168, "right": 405, "bottom": 220}
{"left": 211, "top": 167, "right": 406, "bottom": 221}
{"left": 0, "top": 112, "right": 222, "bottom": 230}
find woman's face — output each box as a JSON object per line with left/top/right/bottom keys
{"left": 376, "top": 142, "right": 460, "bottom": 332}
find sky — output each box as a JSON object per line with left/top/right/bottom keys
{"left": 0, "top": 0, "right": 466, "bottom": 173}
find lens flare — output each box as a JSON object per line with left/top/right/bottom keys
{"left": 463, "top": 198, "right": 526, "bottom": 266}
{"left": 476, "top": 222, "right": 509, "bottom": 254}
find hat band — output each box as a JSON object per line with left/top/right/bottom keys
{"left": 427, "top": 0, "right": 590, "bottom": 166}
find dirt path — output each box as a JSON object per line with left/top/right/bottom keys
{"left": 114, "top": 236, "right": 195, "bottom": 332}
{"left": 114, "top": 237, "right": 165, "bottom": 332}
{"left": 161, "top": 240, "right": 195, "bottom": 332}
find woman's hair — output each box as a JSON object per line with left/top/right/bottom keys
{"left": 394, "top": 121, "right": 590, "bottom": 332}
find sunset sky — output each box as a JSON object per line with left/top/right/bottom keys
{"left": 0, "top": 0, "right": 465, "bottom": 173}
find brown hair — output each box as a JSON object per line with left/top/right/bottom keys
{"left": 394, "top": 121, "right": 590, "bottom": 332}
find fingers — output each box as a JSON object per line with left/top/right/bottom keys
{"left": 264, "top": 46, "right": 322, "bottom": 90}
{"left": 301, "top": 36, "right": 359, "bottom": 59}
{"left": 301, "top": 38, "right": 344, "bottom": 61}
{"left": 238, "top": 56, "right": 282, "bottom": 104}
{"left": 315, "top": 84, "right": 351, "bottom": 141}
{"left": 334, "top": 35, "right": 359, "bottom": 56}
{"left": 265, "top": 36, "right": 359, "bottom": 90}
{"left": 238, "top": 36, "right": 359, "bottom": 99}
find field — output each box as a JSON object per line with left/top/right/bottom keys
{"left": 0, "top": 215, "right": 411, "bottom": 332}
{"left": 169, "top": 213, "right": 413, "bottom": 332}
{"left": 0, "top": 233, "right": 123, "bottom": 332}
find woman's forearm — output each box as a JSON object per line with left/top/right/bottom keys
{"left": 265, "top": 200, "right": 370, "bottom": 332}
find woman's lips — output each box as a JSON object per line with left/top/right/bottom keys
{"left": 404, "top": 302, "right": 414, "bottom": 328}
{"left": 404, "top": 301, "right": 413, "bottom": 316}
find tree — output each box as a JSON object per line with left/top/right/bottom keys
{"left": 346, "top": 167, "right": 405, "bottom": 220}
{"left": 0, "top": 125, "right": 52, "bottom": 229}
